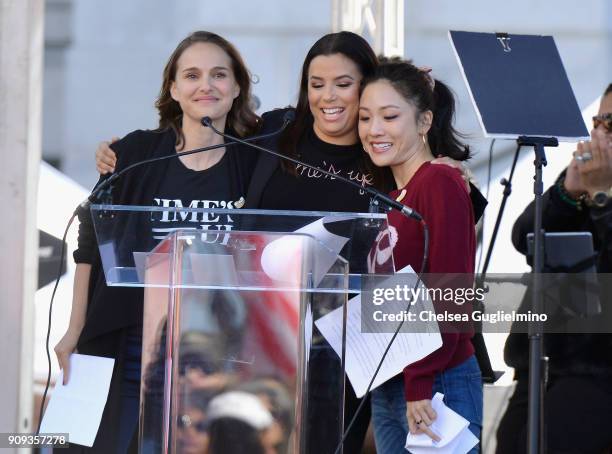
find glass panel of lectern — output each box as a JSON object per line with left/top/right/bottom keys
{"left": 90, "top": 205, "right": 395, "bottom": 454}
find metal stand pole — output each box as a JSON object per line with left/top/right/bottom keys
{"left": 518, "top": 136, "right": 557, "bottom": 454}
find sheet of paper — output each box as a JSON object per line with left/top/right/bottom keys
{"left": 314, "top": 266, "right": 442, "bottom": 397}
{"left": 405, "top": 393, "right": 478, "bottom": 454}
{"left": 261, "top": 216, "right": 350, "bottom": 286}
{"left": 40, "top": 354, "right": 115, "bottom": 447}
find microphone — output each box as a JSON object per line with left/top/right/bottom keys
{"left": 200, "top": 115, "right": 423, "bottom": 221}
{"left": 78, "top": 118, "right": 293, "bottom": 212}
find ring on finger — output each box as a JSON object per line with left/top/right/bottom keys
{"left": 416, "top": 419, "right": 423, "bottom": 425}
{"left": 581, "top": 151, "right": 593, "bottom": 161}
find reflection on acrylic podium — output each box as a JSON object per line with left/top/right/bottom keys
{"left": 91, "top": 205, "right": 394, "bottom": 453}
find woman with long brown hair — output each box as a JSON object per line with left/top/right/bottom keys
{"left": 55, "top": 31, "right": 259, "bottom": 453}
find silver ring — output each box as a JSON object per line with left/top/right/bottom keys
{"left": 575, "top": 152, "right": 593, "bottom": 163}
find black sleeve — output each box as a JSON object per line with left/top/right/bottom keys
{"left": 511, "top": 169, "right": 589, "bottom": 255}
{"left": 72, "top": 130, "right": 151, "bottom": 264}
{"left": 469, "top": 182, "right": 488, "bottom": 224}
{"left": 72, "top": 175, "right": 109, "bottom": 264}
{"left": 259, "top": 107, "right": 294, "bottom": 136}
{"left": 227, "top": 143, "right": 258, "bottom": 198}
{"left": 589, "top": 203, "right": 612, "bottom": 270}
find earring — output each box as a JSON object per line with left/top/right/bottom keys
{"left": 421, "top": 134, "right": 427, "bottom": 146}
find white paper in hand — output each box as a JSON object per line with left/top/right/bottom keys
{"left": 40, "top": 354, "right": 115, "bottom": 447}
{"left": 405, "top": 393, "right": 478, "bottom": 453}
{"left": 314, "top": 265, "right": 442, "bottom": 397}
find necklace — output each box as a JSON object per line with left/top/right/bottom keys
{"left": 395, "top": 189, "right": 407, "bottom": 203}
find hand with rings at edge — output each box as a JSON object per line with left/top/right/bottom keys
{"left": 406, "top": 399, "right": 441, "bottom": 442}
{"left": 573, "top": 128, "right": 612, "bottom": 198}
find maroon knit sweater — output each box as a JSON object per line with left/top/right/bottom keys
{"left": 387, "top": 162, "right": 476, "bottom": 401}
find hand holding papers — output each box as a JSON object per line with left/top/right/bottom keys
{"left": 405, "top": 393, "right": 478, "bottom": 453}
{"left": 314, "top": 266, "right": 442, "bottom": 397}
{"left": 40, "top": 354, "right": 115, "bottom": 447}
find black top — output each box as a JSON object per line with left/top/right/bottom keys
{"left": 150, "top": 152, "right": 235, "bottom": 241}
{"left": 505, "top": 169, "right": 612, "bottom": 376}
{"left": 260, "top": 126, "right": 372, "bottom": 212}
{"left": 74, "top": 129, "right": 253, "bottom": 343}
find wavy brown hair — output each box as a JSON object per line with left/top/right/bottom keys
{"left": 155, "top": 31, "right": 260, "bottom": 148}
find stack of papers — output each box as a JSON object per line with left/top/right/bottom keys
{"left": 405, "top": 393, "right": 478, "bottom": 453}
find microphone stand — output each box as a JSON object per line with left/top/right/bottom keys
{"left": 519, "top": 136, "right": 557, "bottom": 454}
{"left": 477, "top": 135, "right": 557, "bottom": 454}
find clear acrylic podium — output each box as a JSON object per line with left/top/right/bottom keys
{"left": 91, "top": 205, "right": 395, "bottom": 454}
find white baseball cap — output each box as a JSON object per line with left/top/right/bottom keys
{"left": 206, "top": 391, "right": 273, "bottom": 430}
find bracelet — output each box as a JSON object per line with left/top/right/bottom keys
{"left": 555, "top": 174, "right": 585, "bottom": 210}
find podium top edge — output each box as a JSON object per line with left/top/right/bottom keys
{"left": 90, "top": 204, "right": 389, "bottom": 219}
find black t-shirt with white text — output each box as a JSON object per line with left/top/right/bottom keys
{"left": 151, "top": 151, "right": 236, "bottom": 245}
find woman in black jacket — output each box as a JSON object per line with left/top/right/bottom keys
{"left": 55, "top": 31, "right": 259, "bottom": 453}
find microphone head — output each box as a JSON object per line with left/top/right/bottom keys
{"left": 201, "top": 116, "right": 212, "bottom": 127}
{"left": 283, "top": 110, "right": 296, "bottom": 123}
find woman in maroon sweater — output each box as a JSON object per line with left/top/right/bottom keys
{"left": 359, "top": 59, "right": 482, "bottom": 453}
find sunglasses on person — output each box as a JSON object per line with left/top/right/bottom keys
{"left": 592, "top": 113, "right": 612, "bottom": 132}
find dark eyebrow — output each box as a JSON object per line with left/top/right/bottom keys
{"left": 309, "top": 75, "right": 356, "bottom": 81}
{"left": 181, "top": 66, "right": 230, "bottom": 72}
{"left": 358, "top": 105, "right": 400, "bottom": 111}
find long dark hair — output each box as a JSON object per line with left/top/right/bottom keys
{"left": 278, "top": 31, "right": 378, "bottom": 171}
{"left": 363, "top": 57, "right": 470, "bottom": 162}
{"left": 155, "top": 31, "right": 260, "bottom": 149}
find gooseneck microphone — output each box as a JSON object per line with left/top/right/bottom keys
{"left": 79, "top": 118, "right": 293, "bottom": 211}
{"left": 200, "top": 115, "right": 423, "bottom": 221}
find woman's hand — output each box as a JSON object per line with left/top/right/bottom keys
{"left": 564, "top": 152, "right": 586, "bottom": 198}
{"left": 574, "top": 128, "right": 612, "bottom": 198}
{"left": 431, "top": 155, "right": 472, "bottom": 193}
{"left": 406, "top": 399, "right": 441, "bottom": 442}
{"left": 54, "top": 328, "right": 82, "bottom": 385}
{"left": 95, "top": 137, "right": 120, "bottom": 174}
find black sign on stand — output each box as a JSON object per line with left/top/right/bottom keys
{"left": 449, "top": 30, "right": 588, "bottom": 140}
{"left": 449, "top": 30, "right": 588, "bottom": 454}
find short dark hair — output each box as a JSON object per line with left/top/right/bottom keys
{"left": 605, "top": 83, "right": 612, "bottom": 96}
